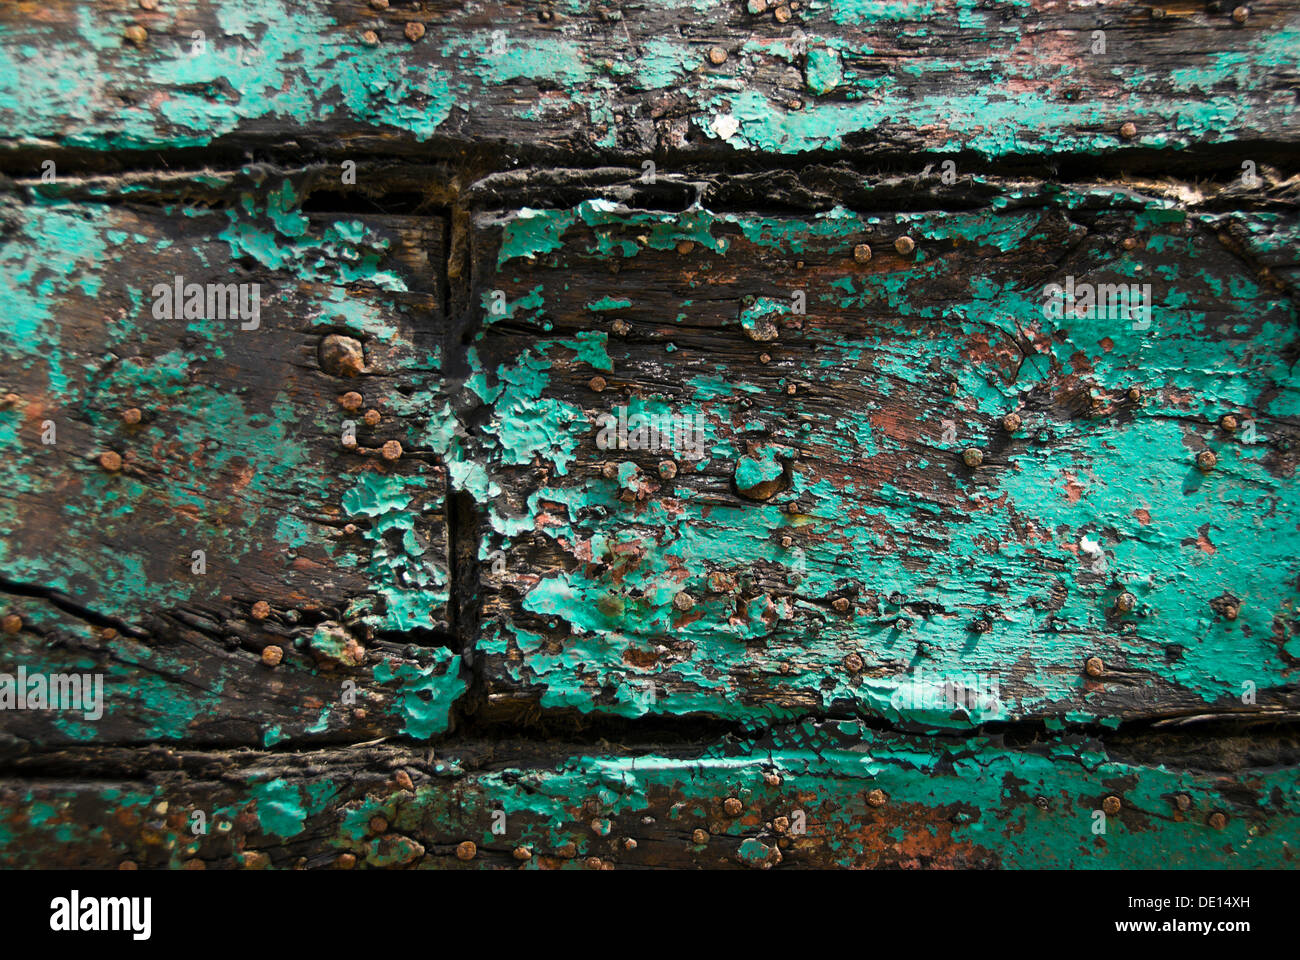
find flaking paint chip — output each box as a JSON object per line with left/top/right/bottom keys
{"left": 711, "top": 113, "right": 740, "bottom": 141}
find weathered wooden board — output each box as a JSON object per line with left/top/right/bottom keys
{"left": 465, "top": 172, "right": 1300, "bottom": 730}
{"left": 0, "top": 1, "right": 1297, "bottom": 164}
{"left": 2, "top": 723, "right": 1296, "bottom": 868}
{"left": 0, "top": 172, "right": 467, "bottom": 745}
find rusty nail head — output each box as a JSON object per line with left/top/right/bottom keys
{"left": 251, "top": 601, "right": 271, "bottom": 620}
{"left": 723, "top": 797, "right": 743, "bottom": 817}
{"left": 601, "top": 461, "right": 618, "bottom": 479}
{"left": 1122, "top": 237, "right": 1139, "bottom": 250}
{"left": 1232, "top": 6, "right": 1249, "bottom": 22}
{"left": 866, "top": 789, "right": 888, "bottom": 808}
{"left": 748, "top": 0, "right": 767, "bottom": 12}
{"left": 456, "top": 840, "right": 476, "bottom": 860}
{"left": 261, "top": 645, "right": 284, "bottom": 667}
{"left": 962, "top": 448, "right": 983, "bottom": 468}
{"left": 513, "top": 846, "right": 532, "bottom": 860}
{"left": 773, "top": 816, "right": 789, "bottom": 833}
{"left": 1196, "top": 450, "right": 1217, "bottom": 472}
{"left": 122, "top": 407, "right": 142, "bottom": 425}
{"left": 589, "top": 375, "right": 607, "bottom": 392}
{"left": 362, "top": 30, "right": 379, "bottom": 45}
{"left": 774, "top": 4, "right": 792, "bottom": 22}
{"left": 139, "top": 0, "right": 159, "bottom": 8}
{"left": 124, "top": 24, "right": 148, "bottom": 44}
{"left": 843, "top": 652, "right": 864, "bottom": 673}
{"left": 832, "top": 597, "right": 850, "bottom": 614}
{"left": 381, "top": 440, "right": 403, "bottom": 461}
{"left": 780, "top": 535, "right": 793, "bottom": 548}
{"left": 1002, "top": 412, "right": 1021, "bottom": 432}
{"left": 760, "top": 353, "right": 771, "bottom": 364}
{"left": 707, "top": 46, "right": 727, "bottom": 65}
{"left": 1, "top": 614, "right": 21, "bottom": 635}
{"left": 1085, "top": 656, "right": 1105, "bottom": 678}
{"left": 764, "top": 772, "right": 781, "bottom": 787}
{"left": 99, "top": 451, "right": 123, "bottom": 472}
{"left": 370, "top": 0, "right": 389, "bottom": 7}
{"left": 611, "top": 319, "right": 631, "bottom": 336}
{"left": 1102, "top": 795, "right": 1122, "bottom": 815}
{"left": 1223, "top": 602, "right": 1240, "bottom": 620}
{"left": 1175, "top": 793, "right": 1192, "bottom": 811}
{"left": 394, "top": 770, "right": 414, "bottom": 791}
{"left": 1119, "top": 121, "right": 1137, "bottom": 139}
{"left": 319, "top": 334, "right": 365, "bottom": 377}
{"left": 676, "top": 240, "right": 695, "bottom": 255}
{"left": 1208, "top": 812, "right": 1227, "bottom": 829}
{"left": 405, "top": 21, "right": 425, "bottom": 40}
{"left": 341, "top": 391, "right": 364, "bottom": 412}
{"left": 853, "top": 243, "right": 872, "bottom": 263}
{"left": 673, "top": 591, "right": 695, "bottom": 611}
{"left": 1116, "top": 591, "right": 1136, "bottom": 613}
{"left": 1127, "top": 386, "right": 1142, "bottom": 401}
{"left": 658, "top": 460, "right": 677, "bottom": 479}
{"left": 894, "top": 236, "right": 915, "bottom": 255}
{"left": 336, "top": 852, "right": 357, "bottom": 869}
{"left": 369, "top": 816, "right": 389, "bottom": 834}
{"left": 1034, "top": 795, "right": 1049, "bottom": 810}
{"left": 692, "top": 829, "right": 709, "bottom": 845}
{"left": 1220, "top": 414, "right": 1239, "bottom": 432}
{"left": 363, "top": 409, "right": 381, "bottom": 426}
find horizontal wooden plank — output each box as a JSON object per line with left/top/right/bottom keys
{"left": 0, "top": 179, "right": 468, "bottom": 745}
{"left": 1, "top": 0, "right": 1297, "bottom": 162}
{"left": 1, "top": 724, "right": 1295, "bottom": 868}
{"left": 465, "top": 178, "right": 1300, "bottom": 729}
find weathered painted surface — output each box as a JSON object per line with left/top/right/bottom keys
{"left": 2, "top": 724, "right": 1296, "bottom": 868}
{"left": 0, "top": 173, "right": 466, "bottom": 745}
{"left": 1, "top": 2, "right": 1298, "bottom": 869}
{"left": 0, "top": 1, "right": 1297, "bottom": 161}
{"left": 468, "top": 175, "right": 1300, "bottom": 730}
